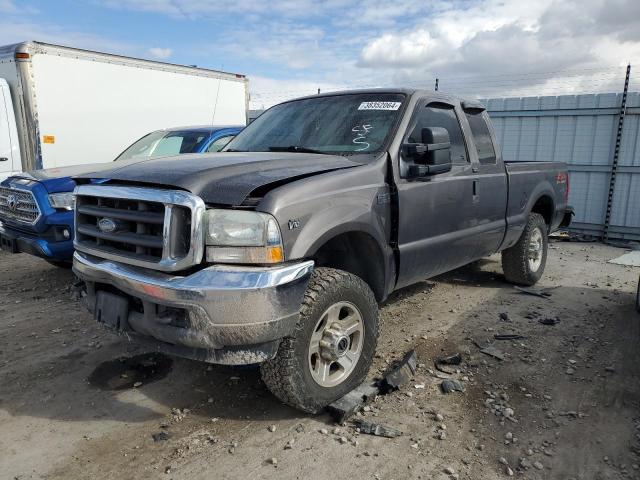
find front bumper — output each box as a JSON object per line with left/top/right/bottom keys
{"left": 73, "top": 251, "right": 314, "bottom": 364}
{"left": 0, "top": 223, "right": 74, "bottom": 260}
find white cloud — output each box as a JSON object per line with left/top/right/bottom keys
{"left": 248, "top": 75, "right": 346, "bottom": 109}
{"left": 148, "top": 47, "right": 172, "bottom": 59}
{"left": 0, "top": 20, "right": 135, "bottom": 55}
{"left": 355, "top": 0, "right": 640, "bottom": 97}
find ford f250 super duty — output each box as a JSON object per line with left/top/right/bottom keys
{"left": 72, "top": 89, "right": 572, "bottom": 412}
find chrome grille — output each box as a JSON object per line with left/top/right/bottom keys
{"left": 0, "top": 187, "right": 41, "bottom": 225}
{"left": 74, "top": 185, "right": 205, "bottom": 272}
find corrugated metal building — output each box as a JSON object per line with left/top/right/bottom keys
{"left": 485, "top": 92, "right": 640, "bottom": 240}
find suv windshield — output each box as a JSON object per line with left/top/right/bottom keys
{"left": 115, "top": 130, "right": 210, "bottom": 161}
{"left": 226, "top": 93, "right": 405, "bottom": 155}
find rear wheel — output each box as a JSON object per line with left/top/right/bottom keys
{"left": 502, "top": 213, "right": 548, "bottom": 286}
{"left": 260, "top": 267, "right": 378, "bottom": 413}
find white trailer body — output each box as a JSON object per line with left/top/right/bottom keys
{"left": 0, "top": 41, "right": 248, "bottom": 179}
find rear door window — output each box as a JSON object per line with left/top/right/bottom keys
{"left": 464, "top": 111, "right": 496, "bottom": 165}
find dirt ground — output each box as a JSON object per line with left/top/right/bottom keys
{"left": 1, "top": 241, "right": 639, "bottom": 480}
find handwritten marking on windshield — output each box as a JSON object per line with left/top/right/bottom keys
{"left": 352, "top": 124, "right": 373, "bottom": 151}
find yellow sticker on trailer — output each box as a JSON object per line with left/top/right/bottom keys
{"left": 43, "top": 135, "right": 55, "bottom": 144}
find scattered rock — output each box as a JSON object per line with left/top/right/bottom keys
{"left": 533, "top": 461, "right": 544, "bottom": 470}
{"left": 268, "top": 424, "right": 277, "bottom": 432}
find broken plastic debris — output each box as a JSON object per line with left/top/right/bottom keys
{"left": 436, "top": 353, "right": 462, "bottom": 365}
{"left": 327, "top": 382, "right": 379, "bottom": 423}
{"left": 514, "top": 286, "right": 552, "bottom": 299}
{"left": 380, "top": 350, "right": 417, "bottom": 392}
{"left": 539, "top": 317, "right": 561, "bottom": 325}
{"left": 440, "top": 379, "right": 465, "bottom": 393}
{"left": 493, "top": 334, "right": 527, "bottom": 340}
{"left": 479, "top": 345, "right": 506, "bottom": 361}
{"left": 354, "top": 419, "right": 402, "bottom": 438}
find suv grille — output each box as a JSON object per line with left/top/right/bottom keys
{"left": 0, "top": 187, "right": 41, "bottom": 225}
{"left": 74, "top": 185, "right": 205, "bottom": 272}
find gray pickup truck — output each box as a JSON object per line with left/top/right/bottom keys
{"left": 72, "top": 89, "right": 572, "bottom": 412}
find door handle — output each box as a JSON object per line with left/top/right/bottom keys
{"left": 472, "top": 180, "right": 480, "bottom": 203}
{"left": 0, "top": 157, "right": 8, "bottom": 162}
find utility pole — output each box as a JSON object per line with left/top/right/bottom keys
{"left": 435, "top": 78, "right": 439, "bottom": 91}
{"left": 603, "top": 63, "right": 631, "bottom": 241}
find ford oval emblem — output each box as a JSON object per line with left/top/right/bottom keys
{"left": 98, "top": 217, "right": 117, "bottom": 233}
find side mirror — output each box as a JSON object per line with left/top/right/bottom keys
{"left": 402, "top": 127, "right": 452, "bottom": 177}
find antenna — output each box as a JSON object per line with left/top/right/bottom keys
{"left": 208, "top": 69, "right": 223, "bottom": 146}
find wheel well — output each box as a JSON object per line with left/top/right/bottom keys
{"left": 312, "top": 232, "right": 385, "bottom": 303}
{"left": 531, "top": 195, "right": 553, "bottom": 226}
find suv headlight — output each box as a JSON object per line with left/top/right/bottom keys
{"left": 204, "top": 209, "right": 284, "bottom": 264}
{"left": 48, "top": 192, "right": 75, "bottom": 210}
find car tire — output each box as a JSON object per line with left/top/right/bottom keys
{"left": 260, "top": 267, "right": 379, "bottom": 413}
{"left": 636, "top": 278, "right": 640, "bottom": 314}
{"left": 502, "top": 212, "right": 548, "bottom": 286}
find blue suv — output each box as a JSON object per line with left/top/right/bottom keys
{"left": 0, "top": 126, "right": 242, "bottom": 266}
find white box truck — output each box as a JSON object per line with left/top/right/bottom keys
{"left": 0, "top": 41, "right": 248, "bottom": 179}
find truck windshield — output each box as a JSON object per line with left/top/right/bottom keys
{"left": 115, "top": 130, "right": 210, "bottom": 161}
{"left": 226, "top": 93, "right": 405, "bottom": 155}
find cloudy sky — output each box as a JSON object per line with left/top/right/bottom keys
{"left": 1, "top": 0, "right": 639, "bottom": 107}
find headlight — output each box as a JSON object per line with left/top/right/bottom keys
{"left": 204, "top": 209, "right": 284, "bottom": 264}
{"left": 48, "top": 192, "right": 75, "bottom": 210}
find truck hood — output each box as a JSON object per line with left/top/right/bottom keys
{"left": 74, "top": 152, "right": 364, "bottom": 205}
{"left": 17, "top": 162, "right": 113, "bottom": 181}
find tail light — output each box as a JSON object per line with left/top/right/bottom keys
{"left": 556, "top": 172, "right": 569, "bottom": 202}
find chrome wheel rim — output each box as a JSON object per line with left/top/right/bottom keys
{"left": 308, "top": 301, "right": 364, "bottom": 388}
{"left": 528, "top": 227, "right": 544, "bottom": 272}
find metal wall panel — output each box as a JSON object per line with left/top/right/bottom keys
{"left": 485, "top": 92, "right": 640, "bottom": 240}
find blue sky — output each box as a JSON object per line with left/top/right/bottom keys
{"left": 1, "top": 0, "right": 639, "bottom": 107}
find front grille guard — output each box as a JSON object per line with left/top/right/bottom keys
{"left": 73, "top": 184, "right": 205, "bottom": 272}
{"left": 0, "top": 186, "right": 42, "bottom": 225}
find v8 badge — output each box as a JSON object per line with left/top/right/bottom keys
{"left": 288, "top": 219, "right": 301, "bottom": 230}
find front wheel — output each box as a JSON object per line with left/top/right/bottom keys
{"left": 260, "top": 267, "right": 379, "bottom": 413}
{"left": 501, "top": 213, "right": 548, "bottom": 286}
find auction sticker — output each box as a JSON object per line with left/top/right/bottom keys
{"left": 358, "top": 101, "right": 401, "bottom": 111}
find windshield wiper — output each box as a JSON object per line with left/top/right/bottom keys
{"left": 225, "top": 148, "right": 246, "bottom": 152}
{"left": 268, "top": 145, "right": 327, "bottom": 154}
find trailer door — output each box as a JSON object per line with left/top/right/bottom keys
{"left": 0, "top": 78, "right": 18, "bottom": 177}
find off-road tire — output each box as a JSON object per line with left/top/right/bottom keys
{"left": 502, "top": 212, "right": 548, "bottom": 286}
{"left": 260, "top": 267, "right": 379, "bottom": 413}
